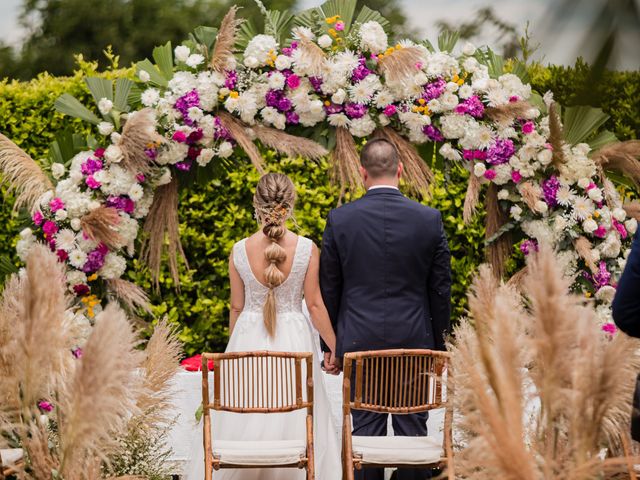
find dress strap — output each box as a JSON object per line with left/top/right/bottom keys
{"left": 232, "top": 238, "right": 250, "bottom": 279}
{"left": 292, "top": 236, "right": 313, "bottom": 277}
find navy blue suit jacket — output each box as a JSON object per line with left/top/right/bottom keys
{"left": 613, "top": 231, "right": 640, "bottom": 337}
{"left": 319, "top": 187, "right": 452, "bottom": 356}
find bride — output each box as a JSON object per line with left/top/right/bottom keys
{"left": 185, "top": 172, "right": 342, "bottom": 479}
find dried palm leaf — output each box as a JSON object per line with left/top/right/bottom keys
{"left": 518, "top": 181, "right": 541, "bottom": 211}
{"left": 140, "top": 177, "right": 186, "bottom": 289}
{"left": 591, "top": 140, "right": 640, "bottom": 187}
{"left": 548, "top": 102, "right": 566, "bottom": 168}
{"left": 378, "top": 46, "right": 426, "bottom": 85}
{"left": 485, "top": 184, "right": 511, "bottom": 278}
{"left": 485, "top": 100, "right": 534, "bottom": 125}
{"left": 463, "top": 173, "right": 481, "bottom": 224}
{"left": 106, "top": 278, "right": 152, "bottom": 314}
{"left": 58, "top": 303, "right": 143, "bottom": 475}
{"left": 209, "top": 6, "right": 241, "bottom": 72}
{"left": 119, "top": 108, "right": 165, "bottom": 174}
{"left": 574, "top": 236, "right": 598, "bottom": 274}
{"left": 0, "top": 133, "right": 53, "bottom": 212}
{"left": 330, "top": 127, "right": 362, "bottom": 199}
{"left": 298, "top": 37, "right": 326, "bottom": 78}
{"left": 251, "top": 124, "right": 328, "bottom": 160}
{"left": 373, "top": 127, "right": 433, "bottom": 197}
{"left": 80, "top": 206, "right": 123, "bottom": 250}
{"left": 623, "top": 201, "right": 640, "bottom": 221}
{"left": 217, "top": 111, "right": 264, "bottom": 172}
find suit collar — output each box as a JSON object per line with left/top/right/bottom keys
{"left": 364, "top": 187, "right": 404, "bottom": 197}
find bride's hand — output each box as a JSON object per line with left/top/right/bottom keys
{"left": 323, "top": 351, "right": 340, "bottom": 375}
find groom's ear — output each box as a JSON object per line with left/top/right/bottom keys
{"left": 359, "top": 165, "right": 367, "bottom": 181}
{"left": 397, "top": 162, "right": 404, "bottom": 179}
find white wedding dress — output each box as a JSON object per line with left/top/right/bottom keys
{"left": 184, "top": 235, "right": 342, "bottom": 479}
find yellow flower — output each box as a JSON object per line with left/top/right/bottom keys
{"left": 418, "top": 98, "right": 426, "bottom": 105}
{"left": 87, "top": 273, "right": 97, "bottom": 281}
{"left": 411, "top": 106, "right": 420, "bottom": 113}
{"left": 377, "top": 54, "right": 384, "bottom": 60}
{"left": 324, "top": 101, "right": 331, "bottom": 107}
{"left": 593, "top": 211, "right": 601, "bottom": 218}
{"left": 395, "top": 44, "right": 402, "bottom": 50}
{"left": 87, "top": 307, "right": 94, "bottom": 318}
{"left": 328, "top": 28, "right": 337, "bottom": 38}
{"left": 585, "top": 291, "right": 592, "bottom": 298}
{"left": 457, "top": 79, "right": 464, "bottom": 86}
{"left": 229, "top": 91, "right": 239, "bottom": 99}
{"left": 326, "top": 15, "right": 340, "bottom": 24}
{"left": 452, "top": 74, "right": 460, "bottom": 83}
{"left": 385, "top": 47, "right": 395, "bottom": 56}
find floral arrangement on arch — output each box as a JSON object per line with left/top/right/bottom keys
{"left": 2, "top": 0, "right": 640, "bottom": 339}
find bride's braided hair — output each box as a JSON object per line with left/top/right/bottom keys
{"left": 253, "top": 173, "right": 296, "bottom": 337}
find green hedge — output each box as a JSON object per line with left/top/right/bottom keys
{"left": 1, "top": 61, "right": 638, "bottom": 354}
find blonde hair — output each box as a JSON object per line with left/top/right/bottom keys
{"left": 253, "top": 173, "right": 296, "bottom": 337}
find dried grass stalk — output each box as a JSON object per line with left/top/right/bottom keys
{"left": 22, "top": 422, "right": 60, "bottom": 478}
{"left": 505, "top": 265, "right": 528, "bottom": 291}
{"left": 299, "top": 38, "right": 326, "bottom": 78}
{"left": 106, "top": 278, "right": 152, "bottom": 314}
{"left": 623, "top": 201, "right": 640, "bottom": 221}
{"left": 80, "top": 206, "right": 123, "bottom": 250}
{"left": 119, "top": 109, "right": 164, "bottom": 174}
{"left": 485, "top": 100, "right": 534, "bottom": 125}
{"left": 140, "top": 177, "right": 186, "bottom": 289}
{"left": 548, "top": 102, "right": 566, "bottom": 168}
{"left": 0, "top": 133, "right": 53, "bottom": 212}
{"left": 574, "top": 236, "right": 598, "bottom": 274}
{"left": 209, "top": 6, "right": 241, "bottom": 73}
{"left": 518, "top": 181, "right": 541, "bottom": 211}
{"left": 592, "top": 140, "right": 640, "bottom": 187}
{"left": 217, "top": 111, "right": 264, "bottom": 172}
{"left": 378, "top": 46, "right": 426, "bottom": 85}
{"left": 463, "top": 173, "right": 481, "bottom": 224}
{"left": 374, "top": 127, "right": 433, "bottom": 197}
{"left": 58, "top": 303, "right": 143, "bottom": 475}
{"left": 251, "top": 124, "right": 328, "bottom": 160}
{"left": 0, "top": 274, "right": 25, "bottom": 421}
{"left": 485, "top": 184, "right": 511, "bottom": 278}
{"left": 330, "top": 126, "right": 362, "bottom": 196}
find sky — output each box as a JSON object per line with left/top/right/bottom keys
{"left": 0, "top": 0, "right": 638, "bottom": 69}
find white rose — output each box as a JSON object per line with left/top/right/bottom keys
{"left": 583, "top": 218, "right": 598, "bottom": 233}
{"left": 141, "top": 88, "right": 160, "bottom": 107}
{"left": 332, "top": 89, "right": 347, "bottom": 104}
{"left": 275, "top": 55, "right": 292, "bottom": 70}
{"left": 98, "top": 121, "right": 115, "bottom": 136}
{"left": 156, "top": 168, "right": 172, "bottom": 186}
{"left": 613, "top": 208, "right": 627, "bottom": 222}
{"left": 462, "top": 42, "right": 476, "bottom": 56}
{"left": 458, "top": 85, "right": 473, "bottom": 99}
{"left": 128, "top": 184, "right": 144, "bottom": 201}
{"left": 318, "top": 34, "right": 333, "bottom": 48}
{"left": 535, "top": 201, "right": 548, "bottom": 214}
{"left": 55, "top": 209, "right": 68, "bottom": 221}
{"left": 309, "top": 100, "right": 324, "bottom": 115}
{"left": 588, "top": 187, "right": 603, "bottom": 202}
{"left": 110, "top": 132, "right": 121, "bottom": 145}
{"left": 88, "top": 200, "right": 101, "bottom": 211}
{"left": 510, "top": 205, "right": 523, "bottom": 221}
{"left": 70, "top": 218, "right": 82, "bottom": 231}
{"left": 188, "top": 106, "right": 204, "bottom": 123}
{"left": 196, "top": 148, "right": 215, "bottom": 166}
{"left": 378, "top": 114, "right": 390, "bottom": 126}
{"left": 174, "top": 45, "right": 190, "bottom": 63}
{"left": 51, "top": 162, "right": 66, "bottom": 179}
{"left": 578, "top": 178, "right": 591, "bottom": 189}
{"left": 138, "top": 70, "right": 151, "bottom": 83}
{"left": 595, "top": 285, "right": 616, "bottom": 303}
{"left": 244, "top": 56, "right": 259, "bottom": 68}
{"left": 19, "top": 227, "right": 33, "bottom": 239}
{"left": 218, "top": 141, "right": 233, "bottom": 158}
{"left": 104, "top": 144, "right": 123, "bottom": 163}
{"left": 439, "top": 143, "right": 461, "bottom": 161}
{"left": 625, "top": 218, "right": 638, "bottom": 234}
{"left": 498, "top": 189, "right": 509, "bottom": 200}
{"left": 537, "top": 149, "right": 552, "bottom": 166}
{"left": 98, "top": 98, "right": 113, "bottom": 115}
{"left": 186, "top": 54, "right": 204, "bottom": 68}
{"left": 473, "top": 163, "right": 486, "bottom": 177}
{"left": 268, "top": 72, "right": 286, "bottom": 90}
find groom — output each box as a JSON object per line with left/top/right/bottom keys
{"left": 320, "top": 138, "right": 452, "bottom": 480}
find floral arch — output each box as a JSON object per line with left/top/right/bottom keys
{"left": 2, "top": 0, "right": 638, "bottom": 336}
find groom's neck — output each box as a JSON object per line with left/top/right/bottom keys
{"left": 366, "top": 177, "right": 399, "bottom": 190}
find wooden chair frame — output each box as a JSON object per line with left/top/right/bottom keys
{"left": 201, "top": 351, "right": 315, "bottom": 480}
{"left": 342, "top": 349, "right": 453, "bottom": 480}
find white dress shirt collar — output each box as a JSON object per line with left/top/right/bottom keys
{"left": 367, "top": 185, "right": 399, "bottom": 191}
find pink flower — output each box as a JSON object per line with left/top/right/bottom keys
{"left": 286, "top": 74, "right": 301, "bottom": 90}
{"left": 602, "top": 323, "right": 617, "bottom": 336}
{"left": 42, "top": 221, "right": 58, "bottom": 237}
{"left": 613, "top": 220, "right": 628, "bottom": 239}
{"left": 415, "top": 62, "right": 423, "bottom": 70}
{"left": 32, "top": 210, "right": 44, "bottom": 226}
{"left": 335, "top": 21, "right": 345, "bottom": 31}
{"left": 85, "top": 175, "right": 101, "bottom": 189}
{"left": 509, "top": 95, "right": 519, "bottom": 103}
{"left": 484, "top": 169, "right": 497, "bottom": 181}
{"left": 511, "top": 171, "right": 522, "bottom": 183}
{"left": 585, "top": 182, "right": 597, "bottom": 191}
{"left": 94, "top": 148, "right": 105, "bottom": 158}
{"left": 522, "top": 121, "right": 534, "bottom": 134}
{"left": 49, "top": 197, "right": 65, "bottom": 212}
{"left": 56, "top": 250, "right": 68, "bottom": 262}
{"left": 38, "top": 400, "right": 54, "bottom": 412}
{"left": 172, "top": 131, "right": 187, "bottom": 143}
{"left": 136, "top": 173, "right": 146, "bottom": 183}
{"left": 383, "top": 104, "right": 397, "bottom": 117}
{"left": 593, "top": 225, "right": 607, "bottom": 238}
{"left": 72, "top": 347, "right": 83, "bottom": 359}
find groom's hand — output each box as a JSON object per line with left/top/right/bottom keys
{"left": 322, "top": 351, "right": 341, "bottom": 375}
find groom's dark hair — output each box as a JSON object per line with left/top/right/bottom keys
{"left": 360, "top": 138, "right": 399, "bottom": 178}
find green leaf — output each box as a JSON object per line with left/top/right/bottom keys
{"left": 114, "top": 78, "right": 133, "bottom": 112}
{"left": 563, "top": 105, "right": 610, "bottom": 145}
{"left": 135, "top": 59, "right": 168, "bottom": 88}
{"left": 152, "top": 41, "right": 174, "bottom": 80}
{"left": 485, "top": 222, "right": 516, "bottom": 245}
{"left": 85, "top": 77, "right": 113, "bottom": 108}
{"left": 193, "top": 26, "right": 219, "bottom": 50}
{"left": 508, "top": 60, "right": 530, "bottom": 84}
{"left": 237, "top": 21, "right": 259, "bottom": 52}
{"left": 0, "top": 256, "right": 18, "bottom": 284}
{"left": 588, "top": 130, "right": 618, "bottom": 150}
{"left": 319, "top": 0, "right": 357, "bottom": 34}
{"left": 421, "top": 39, "right": 435, "bottom": 53}
{"left": 474, "top": 47, "right": 505, "bottom": 78}
{"left": 264, "top": 9, "right": 295, "bottom": 43}
{"left": 293, "top": 7, "right": 321, "bottom": 30}
{"left": 437, "top": 30, "right": 460, "bottom": 53}
{"left": 354, "top": 6, "right": 389, "bottom": 31}
{"left": 195, "top": 404, "right": 203, "bottom": 422}
{"left": 128, "top": 84, "right": 143, "bottom": 107}
{"left": 54, "top": 93, "right": 101, "bottom": 125}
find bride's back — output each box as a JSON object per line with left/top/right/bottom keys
{"left": 244, "top": 231, "right": 300, "bottom": 288}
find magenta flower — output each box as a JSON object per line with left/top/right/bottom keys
{"left": 542, "top": 175, "right": 560, "bottom": 207}
{"left": 602, "top": 322, "right": 617, "bottom": 336}
{"left": 57, "top": 250, "right": 68, "bottom": 262}
{"left": 455, "top": 95, "right": 485, "bottom": 118}
{"left": 613, "top": 220, "right": 628, "bottom": 239}
{"left": 175, "top": 160, "right": 192, "bottom": 171}
{"left": 286, "top": 111, "right": 299, "bottom": 125}
{"left": 335, "top": 20, "right": 345, "bottom": 31}
{"left": 72, "top": 347, "right": 83, "bottom": 359}
{"left": 42, "top": 221, "right": 59, "bottom": 237}
{"left": 174, "top": 90, "right": 200, "bottom": 126}
{"left": 309, "top": 76, "right": 323, "bottom": 92}
{"left": 73, "top": 284, "right": 90, "bottom": 296}
{"left": 422, "top": 78, "right": 446, "bottom": 102}
{"left": 509, "top": 95, "right": 519, "bottom": 103}
{"left": 172, "top": 131, "right": 187, "bottom": 143}
{"left": 344, "top": 103, "right": 367, "bottom": 119}
{"left": 94, "top": 148, "right": 105, "bottom": 158}
{"left": 486, "top": 139, "right": 515, "bottom": 165}
{"left": 593, "top": 261, "right": 611, "bottom": 288}
{"left": 136, "top": 173, "right": 146, "bottom": 183}
{"left": 484, "top": 169, "right": 497, "bottom": 181}
{"left": 224, "top": 70, "right": 237, "bottom": 90}
{"left": 511, "top": 171, "right": 523, "bottom": 183}
{"left": 49, "top": 197, "right": 65, "bottom": 212}
{"left": 32, "top": 210, "right": 44, "bottom": 226}
{"left": 286, "top": 74, "right": 301, "bottom": 89}
{"left": 593, "top": 226, "right": 607, "bottom": 238}
{"left": 422, "top": 125, "right": 444, "bottom": 142}
{"left": 522, "top": 121, "right": 535, "bottom": 134}
{"left": 80, "top": 158, "right": 103, "bottom": 175}
{"left": 383, "top": 104, "right": 397, "bottom": 117}
{"left": 38, "top": 400, "right": 54, "bottom": 413}
{"left": 85, "top": 175, "right": 101, "bottom": 189}
{"left": 520, "top": 239, "right": 538, "bottom": 256}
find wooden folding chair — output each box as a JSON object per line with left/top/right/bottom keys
{"left": 201, "top": 351, "right": 315, "bottom": 480}
{"left": 342, "top": 349, "right": 453, "bottom": 480}
{"left": 0, "top": 449, "right": 23, "bottom": 478}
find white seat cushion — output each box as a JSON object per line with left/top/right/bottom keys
{"left": 1, "top": 448, "right": 23, "bottom": 466}
{"left": 213, "top": 439, "right": 306, "bottom": 466}
{"left": 352, "top": 435, "right": 442, "bottom": 465}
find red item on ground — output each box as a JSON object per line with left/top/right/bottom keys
{"left": 181, "top": 354, "right": 214, "bottom": 372}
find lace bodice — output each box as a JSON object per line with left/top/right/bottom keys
{"left": 233, "top": 236, "right": 312, "bottom": 315}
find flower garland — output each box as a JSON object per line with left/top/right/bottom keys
{"left": 12, "top": 2, "right": 638, "bottom": 335}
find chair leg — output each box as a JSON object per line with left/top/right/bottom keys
{"left": 306, "top": 414, "right": 315, "bottom": 480}
{"left": 343, "top": 414, "right": 354, "bottom": 480}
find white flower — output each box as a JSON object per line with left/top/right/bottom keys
{"left": 374, "top": 89, "right": 394, "bottom": 108}
{"left": 537, "top": 149, "right": 552, "bottom": 166}
{"left": 99, "top": 253, "right": 127, "bottom": 280}
{"left": 583, "top": 218, "right": 598, "bottom": 233}
{"left": 358, "top": 21, "right": 388, "bottom": 54}
{"left": 349, "top": 116, "right": 376, "bottom": 137}
{"left": 186, "top": 54, "right": 204, "bottom": 68}
{"left": 626, "top": 218, "right": 638, "bottom": 234}
{"left": 97, "top": 121, "right": 114, "bottom": 136}
{"left": 535, "top": 200, "right": 548, "bottom": 214}
{"left": 69, "top": 249, "right": 87, "bottom": 269}
{"left": 572, "top": 196, "right": 595, "bottom": 220}
{"left": 187, "top": 106, "right": 204, "bottom": 123}
{"left": 458, "top": 85, "right": 473, "bottom": 99}
{"left": 349, "top": 76, "right": 378, "bottom": 103}
{"left": 19, "top": 227, "right": 33, "bottom": 240}
{"left": 498, "top": 189, "right": 509, "bottom": 200}
{"left": 462, "top": 42, "right": 476, "bottom": 56}
{"left": 110, "top": 132, "right": 121, "bottom": 144}
{"left": 587, "top": 187, "right": 603, "bottom": 203}
{"left": 244, "top": 35, "right": 278, "bottom": 67}
{"left": 244, "top": 56, "right": 259, "bottom": 68}
{"left": 555, "top": 186, "right": 575, "bottom": 206}
{"left": 328, "top": 113, "right": 350, "bottom": 128}
{"left": 378, "top": 114, "right": 390, "bottom": 126}
{"left": 268, "top": 72, "right": 286, "bottom": 90}
{"left": 138, "top": 70, "right": 151, "bottom": 83}
{"left": 128, "top": 184, "right": 144, "bottom": 201}
{"left": 596, "top": 285, "right": 616, "bottom": 303}
{"left": 613, "top": 208, "right": 627, "bottom": 222}
{"left": 51, "top": 162, "right": 66, "bottom": 179}
{"left": 578, "top": 178, "right": 591, "bottom": 189}
{"left": 70, "top": 217, "right": 82, "bottom": 231}
{"left": 174, "top": 45, "right": 191, "bottom": 62}
{"left": 98, "top": 98, "right": 113, "bottom": 115}
{"left": 318, "top": 34, "right": 333, "bottom": 48}
{"left": 104, "top": 144, "right": 123, "bottom": 164}
{"left": 141, "top": 88, "right": 160, "bottom": 107}
{"left": 196, "top": 148, "right": 215, "bottom": 167}
{"left": 156, "top": 168, "right": 172, "bottom": 186}
{"left": 332, "top": 89, "right": 347, "bottom": 104}
{"left": 600, "top": 232, "right": 621, "bottom": 258}
{"left": 218, "top": 141, "right": 233, "bottom": 158}
{"left": 261, "top": 106, "right": 286, "bottom": 130}
{"left": 55, "top": 229, "right": 76, "bottom": 252}
{"left": 510, "top": 205, "right": 523, "bottom": 221}
{"left": 473, "top": 162, "right": 486, "bottom": 177}
{"left": 156, "top": 141, "right": 188, "bottom": 166}
{"left": 66, "top": 269, "right": 87, "bottom": 287}
{"left": 55, "top": 209, "right": 68, "bottom": 221}
{"left": 292, "top": 26, "right": 315, "bottom": 41}
{"left": 275, "top": 55, "right": 292, "bottom": 70}
{"left": 439, "top": 143, "right": 461, "bottom": 161}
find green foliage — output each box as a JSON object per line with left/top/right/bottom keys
{"left": 1, "top": 60, "right": 639, "bottom": 354}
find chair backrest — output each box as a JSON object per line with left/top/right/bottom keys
{"left": 201, "top": 351, "right": 313, "bottom": 414}
{"left": 343, "top": 349, "right": 449, "bottom": 414}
